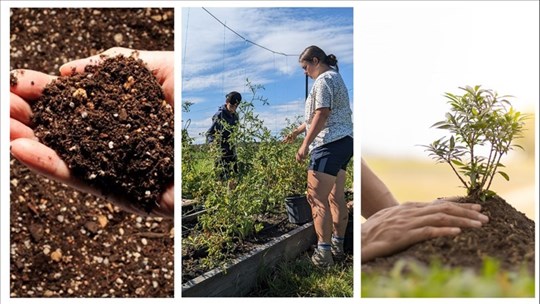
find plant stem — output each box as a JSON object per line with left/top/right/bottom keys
{"left": 485, "top": 140, "right": 510, "bottom": 191}
{"left": 447, "top": 160, "right": 468, "bottom": 189}
{"left": 479, "top": 142, "right": 495, "bottom": 190}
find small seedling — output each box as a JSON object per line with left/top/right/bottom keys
{"left": 424, "top": 85, "right": 528, "bottom": 200}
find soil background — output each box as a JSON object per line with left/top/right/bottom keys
{"left": 9, "top": 8, "right": 174, "bottom": 297}
{"left": 362, "top": 196, "right": 535, "bottom": 275}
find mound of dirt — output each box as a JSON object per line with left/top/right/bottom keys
{"left": 362, "top": 196, "right": 535, "bottom": 274}
{"left": 31, "top": 54, "right": 173, "bottom": 214}
{"left": 10, "top": 8, "right": 174, "bottom": 297}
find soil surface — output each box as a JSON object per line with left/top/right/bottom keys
{"left": 10, "top": 8, "right": 174, "bottom": 297}
{"left": 31, "top": 55, "right": 173, "bottom": 214}
{"left": 362, "top": 196, "right": 535, "bottom": 275}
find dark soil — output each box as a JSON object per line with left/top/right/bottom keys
{"left": 362, "top": 196, "right": 535, "bottom": 275}
{"left": 10, "top": 8, "right": 174, "bottom": 297}
{"left": 31, "top": 55, "right": 173, "bottom": 214}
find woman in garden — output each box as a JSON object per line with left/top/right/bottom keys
{"left": 284, "top": 45, "right": 353, "bottom": 267}
{"left": 9, "top": 47, "right": 174, "bottom": 218}
{"left": 206, "top": 91, "right": 242, "bottom": 182}
{"left": 360, "top": 158, "right": 490, "bottom": 262}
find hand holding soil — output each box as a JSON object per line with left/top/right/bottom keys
{"left": 60, "top": 47, "right": 174, "bottom": 104}
{"left": 10, "top": 48, "right": 174, "bottom": 218}
{"left": 361, "top": 200, "right": 489, "bottom": 263}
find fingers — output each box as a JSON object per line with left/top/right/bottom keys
{"left": 406, "top": 226, "right": 462, "bottom": 245}
{"left": 10, "top": 138, "right": 113, "bottom": 205}
{"left": 432, "top": 196, "right": 463, "bottom": 204}
{"left": 10, "top": 138, "right": 72, "bottom": 183}
{"left": 10, "top": 118, "right": 36, "bottom": 141}
{"left": 404, "top": 201, "right": 488, "bottom": 223}
{"left": 59, "top": 48, "right": 174, "bottom": 105}
{"left": 10, "top": 92, "right": 33, "bottom": 125}
{"left": 10, "top": 69, "right": 56, "bottom": 100}
{"left": 59, "top": 47, "right": 135, "bottom": 75}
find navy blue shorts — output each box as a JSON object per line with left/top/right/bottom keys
{"left": 308, "top": 136, "right": 353, "bottom": 176}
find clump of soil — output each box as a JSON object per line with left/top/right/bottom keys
{"left": 10, "top": 8, "right": 174, "bottom": 297}
{"left": 31, "top": 54, "right": 173, "bottom": 214}
{"left": 362, "top": 196, "right": 535, "bottom": 274}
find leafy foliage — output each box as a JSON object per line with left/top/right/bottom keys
{"left": 362, "top": 258, "right": 534, "bottom": 297}
{"left": 182, "top": 80, "right": 308, "bottom": 269}
{"left": 424, "top": 85, "right": 528, "bottom": 200}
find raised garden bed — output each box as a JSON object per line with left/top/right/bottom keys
{"left": 182, "top": 221, "right": 316, "bottom": 297}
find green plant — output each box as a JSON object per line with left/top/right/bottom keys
{"left": 424, "top": 85, "right": 528, "bottom": 200}
{"left": 362, "top": 258, "right": 534, "bottom": 297}
{"left": 182, "top": 79, "right": 310, "bottom": 268}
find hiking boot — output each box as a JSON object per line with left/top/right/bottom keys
{"left": 331, "top": 239, "right": 345, "bottom": 261}
{"left": 311, "top": 248, "right": 334, "bottom": 267}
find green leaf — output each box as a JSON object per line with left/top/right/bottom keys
{"left": 431, "top": 121, "right": 449, "bottom": 128}
{"left": 451, "top": 159, "right": 465, "bottom": 167}
{"left": 498, "top": 171, "right": 510, "bottom": 181}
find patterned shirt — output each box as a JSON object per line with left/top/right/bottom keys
{"left": 304, "top": 69, "right": 353, "bottom": 152}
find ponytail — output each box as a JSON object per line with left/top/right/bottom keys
{"left": 299, "top": 45, "right": 340, "bottom": 72}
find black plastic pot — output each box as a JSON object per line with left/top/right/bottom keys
{"left": 284, "top": 195, "right": 313, "bottom": 225}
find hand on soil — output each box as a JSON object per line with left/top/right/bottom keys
{"left": 361, "top": 201, "right": 489, "bottom": 263}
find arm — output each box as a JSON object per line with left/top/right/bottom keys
{"left": 361, "top": 158, "right": 399, "bottom": 218}
{"left": 283, "top": 122, "right": 306, "bottom": 143}
{"left": 360, "top": 157, "right": 489, "bottom": 263}
{"left": 296, "top": 108, "right": 330, "bottom": 162}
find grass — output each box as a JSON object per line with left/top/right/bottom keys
{"left": 250, "top": 252, "right": 354, "bottom": 297}
{"left": 362, "top": 258, "right": 535, "bottom": 297}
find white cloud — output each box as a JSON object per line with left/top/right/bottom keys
{"left": 182, "top": 7, "right": 353, "bottom": 93}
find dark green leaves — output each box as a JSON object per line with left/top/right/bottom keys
{"left": 424, "top": 85, "right": 528, "bottom": 200}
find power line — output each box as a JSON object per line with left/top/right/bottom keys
{"left": 202, "top": 7, "right": 298, "bottom": 57}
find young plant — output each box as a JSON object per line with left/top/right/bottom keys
{"left": 424, "top": 85, "right": 528, "bottom": 200}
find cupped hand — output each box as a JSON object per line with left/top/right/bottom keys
{"left": 59, "top": 47, "right": 174, "bottom": 105}
{"left": 361, "top": 200, "right": 489, "bottom": 263}
{"left": 10, "top": 48, "right": 174, "bottom": 218}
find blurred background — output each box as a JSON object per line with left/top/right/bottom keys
{"left": 358, "top": 2, "right": 538, "bottom": 221}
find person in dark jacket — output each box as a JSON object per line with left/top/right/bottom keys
{"left": 206, "top": 91, "right": 242, "bottom": 180}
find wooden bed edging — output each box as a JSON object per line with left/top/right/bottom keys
{"left": 182, "top": 221, "right": 316, "bottom": 297}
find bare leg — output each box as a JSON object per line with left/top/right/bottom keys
{"left": 329, "top": 169, "right": 348, "bottom": 238}
{"left": 307, "top": 170, "right": 336, "bottom": 244}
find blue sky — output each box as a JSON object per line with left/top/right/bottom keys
{"left": 181, "top": 7, "right": 353, "bottom": 143}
